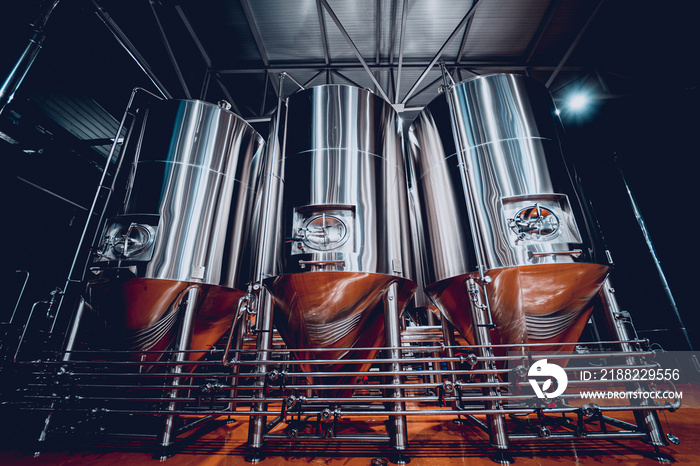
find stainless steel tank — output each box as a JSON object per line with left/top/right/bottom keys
{"left": 87, "top": 99, "right": 265, "bottom": 360}
{"left": 257, "top": 84, "right": 416, "bottom": 391}
{"left": 407, "top": 74, "right": 610, "bottom": 353}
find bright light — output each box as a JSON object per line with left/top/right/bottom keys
{"left": 568, "top": 93, "right": 589, "bottom": 111}
{"left": 555, "top": 108, "right": 561, "bottom": 116}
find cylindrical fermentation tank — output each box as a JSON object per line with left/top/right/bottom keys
{"left": 407, "top": 74, "right": 610, "bottom": 351}
{"left": 257, "top": 84, "right": 416, "bottom": 389}
{"left": 87, "top": 99, "right": 265, "bottom": 359}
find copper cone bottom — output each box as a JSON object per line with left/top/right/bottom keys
{"left": 426, "top": 263, "right": 610, "bottom": 360}
{"left": 266, "top": 271, "right": 415, "bottom": 398}
{"left": 87, "top": 277, "right": 244, "bottom": 364}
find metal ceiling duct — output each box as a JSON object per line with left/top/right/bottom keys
{"left": 257, "top": 84, "right": 416, "bottom": 392}
{"left": 407, "top": 73, "right": 610, "bottom": 354}
{"left": 86, "top": 99, "right": 265, "bottom": 361}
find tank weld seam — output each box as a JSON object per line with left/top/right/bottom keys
{"left": 294, "top": 148, "right": 407, "bottom": 173}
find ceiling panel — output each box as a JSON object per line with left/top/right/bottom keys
{"left": 249, "top": 0, "right": 326, "bottom": 62}
{"left": 400, "top": 0, "right": 476, "bottom": 60}
{"left": 461, "top": 0, "right": 552, "bottom": 60}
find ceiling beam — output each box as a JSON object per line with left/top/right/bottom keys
{"left": 199, "top": 69, "right": 211, "bottom": 100}
{"left": 239, "top": 0, "right": 280, "bottom": 109}
{"left": 303, "top": 70, "right": 326, "bottom": 88}
{"left": 331, "top": 70, "right": 364, "bottom": 89}
{"left": 92, "top": 0, "right": 171, "bottom": 99}
{"left": 545, "top": 0, "right": 605, "bottom": 88}
{"left": 376, "top": 0, "right": 382, "bottom": 65}
{"left": 455, "top": 11, "right": 476, "bottom": 64}
{"left": 148, "top": 0, "right": 191, "bottom": 99}
{"left": 401, "top": 0, "right": 480, "bottom": 104}
{"left": 239, "top": 0, "right": 269, "bottom": 66}
{"left": 215, "top": 63, "right": 585, "bottom": 74}
{"left": 175, "top": 4, "right": 213, "bottom": 99}
{"left": 214, "top": 73, "right": 242, "bottom": 115}
{"left": 404, "top": 74, "right": 442, "bottom": 105}
{"left": 523, "top": 0, "right": 561, "bottom": 65}
{"left": 259, "top": 71, "right": 269, "bottom": 116}
{"left": 316, "top": 0, "right": 330, "bottom": 65}
{"left": 394, "top": 0, "right": 408, "bottom": 103}
{"left": 594, "top": 68, "right": 610, "bottom": 93}
{"left": 174, "top": 4, "right": 212, "bottom": 68}
{"left": 388, "top": 0, "right": 398, "bottom": 65}
{"left": 320, "top": 0, "right": 390, "bottom": 102}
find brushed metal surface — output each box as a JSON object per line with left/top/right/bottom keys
{"left": 88, "top": 99, "right": 264, "bottom": 358}
{"left": 257, "top": 85, "right": 416, "bottom": 390}
{"left": 408, "top": 74, "right": 609, "bottom": 349}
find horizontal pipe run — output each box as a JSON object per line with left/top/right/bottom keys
{"left": 18, "top": 402, "right": 679, "bottom": 417}
{"left": 32, "top": 377, "right": 659, "bottom": 392}
{"left": 26, "top": 381, "right": 509, "bottom": 391}
{"left": 29, "top": 363, "right": 662, "bottom": 381}
{"left": 265, "top": 433, "right": 391, "bottom": 441}
{"left": 509, "top": 432, "right": 646, "bottom": 440}
{"left": 50, "top": 338, "right": 648, "bottom": 357}
{"left": 31, "top": 352, "right": 658, "bottom": 367}
{"left": 25, "top": 387, "right": 680, "bottom": 405}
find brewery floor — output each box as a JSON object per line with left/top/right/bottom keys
{"left": 1, "top": 384, "right": 698, "bottom": 466}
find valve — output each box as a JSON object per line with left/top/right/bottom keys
{"left": 317, "top": 407, "right": 341, "bottom": 439}
{"left": 580, "top": 404, "right": 599, "bottom": 418}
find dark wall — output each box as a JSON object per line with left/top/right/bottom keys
{"left": 564, "top": 86, "right": 699, "bottom": 350}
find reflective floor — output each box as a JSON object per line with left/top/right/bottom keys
{"left": 1, "top": 384, "right": 697, "bottom": 465}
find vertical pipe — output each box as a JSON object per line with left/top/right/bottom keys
{"left": 614, "top": 155, "right": 692, "bottom": 350}
{"left": 384, "top": 282, "right": 409, "bottom": 460}
{"left": 60, "top": 297, "right": 86, "bottom": 362}
{"left": 50, "top": 88, "right": 149, "bottom": 335}
{"left": 35, "top": 294, "right": 85, "bottom": 452}
{"left": 247, "top": 289, "right": 274, "bottom": 461}
{"left": 255, "top": 73, "right": 286, "bottom": 288}
{"left": 426, "top": 311, "right": 440, "bottom": 385}
{"left": 440, "top": 317, "right": 458, "bottom": 401}
{"left": 599, "top": 279, "right": 666, "bottom": 447}
{"left": 14, "top": 300, "right": 43, "bottom": 363}
{"left": 227, "top": 312, "right": 248, "bottom": 413}
{"left": 157, "top": 287, "right": 200, "bottom": 459}
{"left": 0, "top": 0, "right": 60, "bottom": 116}
{"left": 465, "top": 278, "right": 510, "bottom": 456}
{"left": 8, "top": 270, "right": 30, "bottom": 324}
{"left": 222, "top": 295, "right": 250, "bottom": 412}
{"left": 439, "top": 63, "right": 494, "bottom": 325}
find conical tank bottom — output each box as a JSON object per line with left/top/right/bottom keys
{"left": 426, "top": 263, "right": 609, "bottom": 362}
{"left": 266, "top": 272, "right": 415, "bottom": 398}
{"left": 87, "top": 277, "right": 244, "bottom": 364}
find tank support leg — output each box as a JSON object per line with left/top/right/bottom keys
{"left": 465, "top": 278, "right": 512, "bottom": 464}
{"left": 384, "top": 282, "right": 409, "bottom": 463}
{"left": 156, "top": 287, "right": 200, "bottom": 460}
{"left": 61, "top": 297, "right": 86, "bottom": 363}
{"left": 223, "top": 295, "right": 249, "bottom": 415}
{"left": 246, "top": 290, "right": 274, "bottom": 462}
{"left": 34, "top": 296, "right": 87, "bottom": 455}
{"left": 426, "top": 311, "right": 442, "bottom": 387}
{"left": 599, "top": 279, "right": 669, "bottom": 452}
{"left": 227, "top": 312, "right": 247, "bottom": 416}
{"left": 440, "top": 318, "right": 457, "bottom": 408}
